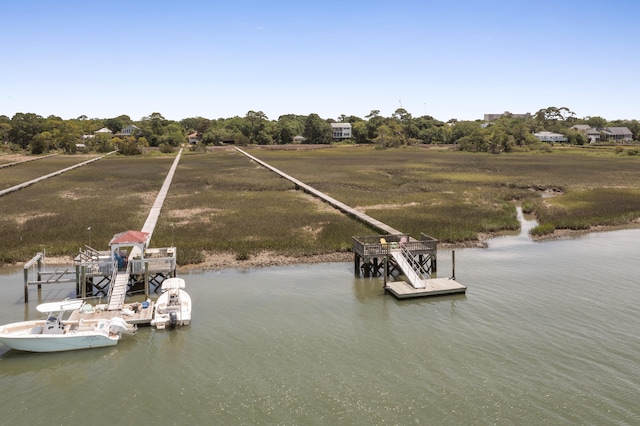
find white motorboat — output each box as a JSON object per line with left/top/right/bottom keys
{"left": 151, "top": 277, "right": 191, "bottom": 329}
{"left": 0, "top": 299, "right": 136, "bottom": 353}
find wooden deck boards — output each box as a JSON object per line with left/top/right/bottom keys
{"left": 67, "top": 301, "right": 155, "bottom": 326}
{"left": 385, "top": 278, "right": 466, "bottom": 299}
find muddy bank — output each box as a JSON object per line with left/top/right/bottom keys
{"left": 12, "top": 223, "right": 639, "bottom": 272}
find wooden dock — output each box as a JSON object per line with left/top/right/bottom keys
{"left": 67, "top": 301, "right": 155, "bottom": 326}
{"left": 236, "top": 147, "right": 467, "bottom": 299}
{"left": 385, "top": 278, "right": 466, "bottom": 299}
{"left": 0, "top": 151, "right": 116, "bottom": 198}
{"left": 235, "top": 147, "right": 402, "bottom": 235}
{"left": 23, "top": 150, "right": 182, "bottom": 304}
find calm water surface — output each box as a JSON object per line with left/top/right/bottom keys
{"left": 1, "top": 219, "right": 640, "bottom": 425}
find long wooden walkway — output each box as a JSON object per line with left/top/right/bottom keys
{"left": 141, "top": 148, "right": 183, "bottom": 240}
{"left": 0, "top": 153, "right": 59, "bottom": 169}
{"left": 0, "top": 151, "right": 117, "bottom": 198}
{"left": 235, "top": 147, "right": 402, "bottom": 235}
{"left": 107, "top": 148, "right": 183, "bottom": 311}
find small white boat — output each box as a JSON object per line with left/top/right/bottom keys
{"left": 0, "top": 299, "right": 136, "bottom": 353}
{"left": 151, "top": 277, "right": 191, "bottom": 329}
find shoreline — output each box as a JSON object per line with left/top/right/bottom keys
{"left": 14, "top": 223, "right": 639, "bottom": 272}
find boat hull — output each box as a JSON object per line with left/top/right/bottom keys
{"left": 153, "top": 288, "right": 192, "bottom": 329}
{"left": 0, "top": 320, "right": 119, "bottom": 353}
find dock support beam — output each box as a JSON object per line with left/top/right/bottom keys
{"left": 144, "top": 262, "right": 149, "bottom": 300}
{"left": 23, "top": 267, "right": 28, "bottom": 303}
{"left": 23, "top": 252, "right": 44, "bottom": 303}
{"left": 80, "top": 265, "right": 87, "bottom": 299}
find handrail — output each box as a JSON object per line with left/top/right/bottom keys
{"left": 105, "top": 260, "right": 119, "bottom": 303}
{"left": 400, "top": 244, "right": 431, "bottom": 280}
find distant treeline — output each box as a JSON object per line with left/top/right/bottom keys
{"left": 1, "top": 107, "right": 638, "bottom": 155}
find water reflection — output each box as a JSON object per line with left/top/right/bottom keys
{"left": 1, "top": 225, "right": 640, "bottom": 424}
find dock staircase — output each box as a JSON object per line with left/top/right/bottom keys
{"left": 107, "top": 265, "right": 129, "bottom": 311}
{"left": 389, "top": 245, "right": 431, "bottom": 289}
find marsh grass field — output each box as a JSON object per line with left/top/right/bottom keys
{"left": 1, "top": 145, "right": 640, "bottom": 267}
{"left": 0, "top": 154, "right": 100, "bottom": 191}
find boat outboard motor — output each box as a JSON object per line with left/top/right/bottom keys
{"left": 169, "top": 311, "right": 178, "bottom": 328}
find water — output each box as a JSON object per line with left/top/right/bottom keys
{"left": 1, "top": 221, "right": 640, "bottom": 425}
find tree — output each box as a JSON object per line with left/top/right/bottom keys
{"left": 392, "top": 108, "right": 412, "bottom": 122}
{"left": 351, "top": 121, "right": 369, "bottom": 144}
{"left": 104, "top": 115, "right": 131, "bottom": 133}
{"left": 245, "top": 110, "right": 268, "bottom": 142}
{"left": 180, "top": 116, "right": 211, "bottom": 135}
{"left": 113, "top": 136, "right": 143, "bottom": 155}
{"left": 625, "top": 120, "right": 640, "bottom": 140}
{"left": 158, "top": 123, "right": 186, "bottom": 147}
{"left": 9, "top": 113, "right": 44, "bottom": 149}
{"left": 302, "top": 114, "right": 332, "bottom": 144}
{"left": 275, "top": 115, "right": 303, "bottom": 144}
{"left": 254, "top": 130, "right": 273, "bottom": 145}
{"left": 586, "top": 116, "right": 607, "bottom": 129}
{"left": 202, "top": 126, "right": 234, "bottom": 145}
{"left": 535, "top": 107, "right": 576, "bottom": 130}
{"left": 373, "top": 121, "right": 406, "bottom": 148}
{"left": 450, "top": 121, "right": 481, "bottom": 143}
{"left": 458, "top": 128, "right": 489, "bottom": 152}
{"left": 141, "top": 112, "right": 169, "bottom": 146}
{"left": 0, "top": 116, "right": 11, "bottom": 145}
{"left": 94, "top": 133, "right": 114, "bottom": 152}
{"left": 31, "top": 131, "right": 52, "bottom": 154}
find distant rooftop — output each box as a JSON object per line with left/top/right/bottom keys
{"left": 484, "top": 111, "right": 531, "bottom": 121}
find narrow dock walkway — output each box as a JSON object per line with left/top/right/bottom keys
{"left": 0, "top": 153, "right": 58, "bottom": 169}
{"left": 140, "top": 148, "right": 183, "bottom": 240}
{"left": 106, "top": 148, "right": 183, "bottom": 311}
{"left": 0, "top": 151, "right": 117, "bottom": 198}
{"left": 107, "top": 271, "right": 129, "bottom": 311}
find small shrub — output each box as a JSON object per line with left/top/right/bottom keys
{"left": 521, "top": 200, "right": 535, "bottom": 214}
{"left": 530, "top": 223, "right": 555, "bottom": 236}
{"left": 159, "top": 143, "right": 175, "bottom": 154}
{"left": 235, "top": 251, "right": 250, "bottom": 261}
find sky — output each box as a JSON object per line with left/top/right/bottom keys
{"left": 2, "top": 0, "right": 639, "bottom": 123}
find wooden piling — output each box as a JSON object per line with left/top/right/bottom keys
{"left": 144, "top": 261, "right": 149, "bottom": 300}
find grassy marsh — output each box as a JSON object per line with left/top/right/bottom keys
{"left": 0, "top": 155, "right": 100, "bottom": 190}
{"left": 1, "top": 145, "right": 639, "bottom": 266}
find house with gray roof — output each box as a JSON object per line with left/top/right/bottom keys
{"left": 600, "top": 127, "right": 633, "bottom": 143}
{"left": 572, "top": 125, "right": 632, "bottom": 143}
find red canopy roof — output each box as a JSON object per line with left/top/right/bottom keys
{"left": 109, "top": 230, "right": 149, "bottom": 246}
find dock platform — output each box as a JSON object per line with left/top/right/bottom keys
{"left": 385, "top": 278, "right": 466, "bottom": 299}
{"left": 67, "top": 301, "right": 155, "bottom": 326}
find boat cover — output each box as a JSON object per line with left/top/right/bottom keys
{"left": 161, "top": 278, "right": 186, "bottom": 291}
{"left": 36, "top": 299, "right": 85, "bottom": 313}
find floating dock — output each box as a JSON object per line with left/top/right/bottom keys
{"left": 385, "top": 278, "right": 466, "bottom": 299}
{"left": 67, "top": 301, "right": 155, "bottom": 326}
